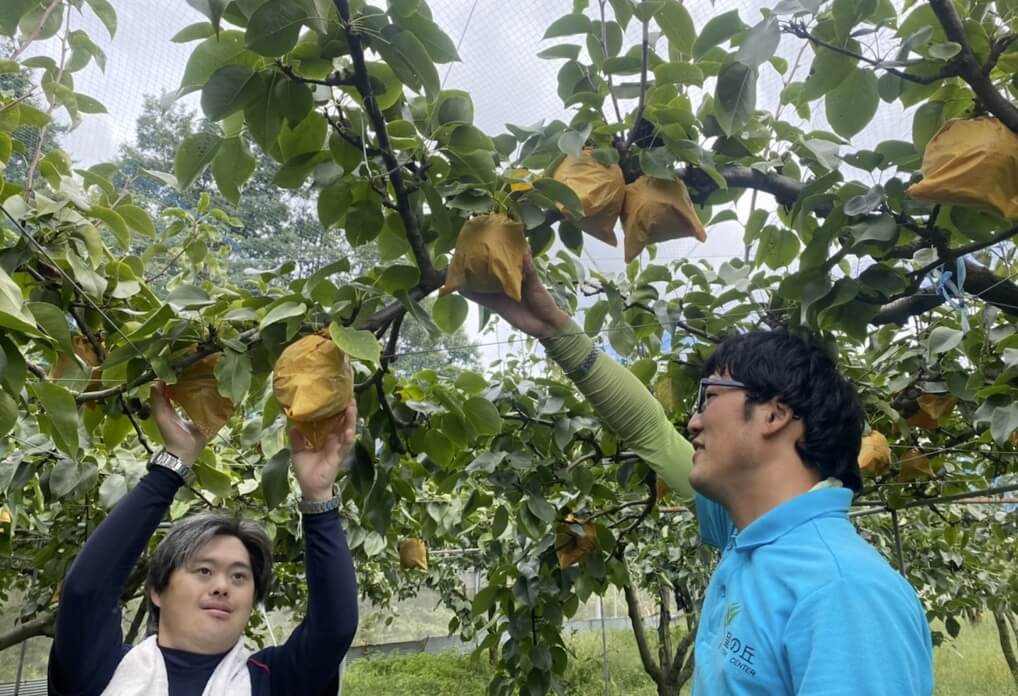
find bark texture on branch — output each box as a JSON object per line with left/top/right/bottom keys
{"left": 0, "top": 610, "right": 56, "bottom": 651}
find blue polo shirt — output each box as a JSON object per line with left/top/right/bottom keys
{"left": 693, "top": 488, "right": 933, "bottom": 695}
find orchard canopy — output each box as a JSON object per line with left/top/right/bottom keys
{"left": 3, "top": 0, "right": 1018, "bottom": 694}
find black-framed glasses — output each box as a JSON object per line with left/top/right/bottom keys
{"left": 693, "top": 378, "right": 748, "bottom": 415}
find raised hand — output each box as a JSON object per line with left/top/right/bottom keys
{"left": 460, "top": 254, "right": 570, "bottom": 339}
{"left": 290, "top": 401, "right": 358, "bottom": 502}
{"left": 149, "top": 381, "right": 207, "bottom": 466}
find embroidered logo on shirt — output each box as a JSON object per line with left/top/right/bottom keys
{"left": 724, "top": 602, "right": 741, "bottom": 629}
{"left": 719, "top": 602, "right": 757, "bottom": 677}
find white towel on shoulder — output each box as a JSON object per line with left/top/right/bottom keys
{"left": 100, "top": 634, "right": 252, "bottom": 696}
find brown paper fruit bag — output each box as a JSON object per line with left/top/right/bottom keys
{"left": 439, "top": 213, "right": 528, "bottom": 302}
{"left": 166, "top": 353, "right": 236, "bottom": 440}
{"left": 555, "top": 515, "right": 596, "bottom": 569}
{"left": 49, "top": 335, "right": 103, "bottom": 390}
{"left": 858, "top": 431, "right": 891, "bottom": 477}
{"left": 908, "top": 117, "right": 1018, "bottom": 219}
{"left": 905, "top": 393, "right": 957, "bottom": 431}
{"left": 272, "top": 333, "right": 354, "bottom": 449}
{"left": 551, "top": 149, "right": 625, "bottom": 246}
{"left": 622, "top": 176, "right": 707, "bottom": 263}
{"left": 399, "top": 537, "right": 428, "bottom": 571}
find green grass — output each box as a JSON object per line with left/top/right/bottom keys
{"left": 343, "top": 619, "right": 1018, "bottom": 695}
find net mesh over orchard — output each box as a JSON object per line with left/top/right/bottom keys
{"left": 9, "top": 0, "right": 915, "bottom": 648}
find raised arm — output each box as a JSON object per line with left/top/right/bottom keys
{"left": 258, "top": 403, "right": 360, "bottom": 694}
{"left": 463, "top": 255, "right": 695, "bottom": 503}
{"left": 49, "top": 384, "right": 206, "bottom": 695}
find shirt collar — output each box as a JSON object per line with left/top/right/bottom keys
{"left": 734, "top": 487, "right": 853, "bottom": 552}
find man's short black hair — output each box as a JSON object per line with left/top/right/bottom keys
{"left": 703, "top": 331, "right": 864, "bottom": 492}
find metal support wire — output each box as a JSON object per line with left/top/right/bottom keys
{"left": 849, "top": 482, "right": 1018, "bottom": 519}
{"left": 890, "top": 508, "right": 907, "bottom": 577}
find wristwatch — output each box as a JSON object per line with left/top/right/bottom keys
{"left": 298, "top": 484, "right": 341, "bottom": 515}
{"left": 147, "top": 449, "right": 195, "bottom": 484}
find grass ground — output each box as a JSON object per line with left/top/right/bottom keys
{"left": 342, "top": 619, "right": 1018, "bottom": 695}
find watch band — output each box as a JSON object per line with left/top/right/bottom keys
{"left": 298, "top": 484, "right": 341, "bottom": 515}
{"left": 147, "top": 448, "right": 195, "bottom": 483}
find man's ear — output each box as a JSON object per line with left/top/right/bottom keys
{"left": 760, "top": 398, "right": 797, "bottom": 437}
{"left": 150, "top": 589, "right": 162, "bottom": 609}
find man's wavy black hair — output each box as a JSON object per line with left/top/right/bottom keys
{"left": 702, "top": 331, "right": 864, "bottom": 492}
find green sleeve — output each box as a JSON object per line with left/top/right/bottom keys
{"left": 541, "top": 319, "right": 695, "bottom": 504}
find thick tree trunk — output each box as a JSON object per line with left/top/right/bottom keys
{"left": 993, "top": 610, "right": 1018, "bottom": 690}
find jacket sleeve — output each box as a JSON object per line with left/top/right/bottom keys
{"left": 256, "top": 510, "right": 358, "bottom": 695}
{"left": 541, "top": 319, "right": 696, "bottom": 504}
{"left": 48, "top": 466, "right": 183, "bottom": 695}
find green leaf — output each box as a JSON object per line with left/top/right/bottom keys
{"left": 533, "top": 178, "right": 583, "bottom": 218}
{"left": 329, "top": 322, "right": 381, "bottom": 365}
{"left": 734, "top": 18, "right": 780, "bottom": 67}
{"left": 755, "top": 226, "right": 800, "bottom": 269}
{"left": 317, "top": 183, "right": 352, "bottom": 229}
{"left": 27, "top": 302, "right": 73, "bottom": 356}
{"left": 381, "top": 25, "right": 440, "bottom": 100}
{"left": 178, "top": 31, "right": 258, "bottom": 95}
{"left": 557, "top": 125, "right": 591, "bottom": 159}
{"left": 433, "top": 295, "right": 469, "bottom": 333}
{"left": 260, "top": 301, "right": 307, "bottom": 330}
{"left": 201, "top": 65, "right": 261, "bottom": 121}
{"left": 657, "top": 0, "right": 695, "bottom": 57}
{"left": 172, "top": 22, "right": 215, "bottom": 43}
{"left": 74, "top": 94, "right": 107, "bottom": 114}
{"left": 714, "top": 61, "right": 757, "bottom": 136}
{"left": 639, "top": 147, "right": 676, "bottom": 180}
{"left": 84, "top": 0, "right": 117, "bottom": 38}
{"left": 492, "top": 506, "right": 509, "bottom": 537}
{"left": 465, "top": 397, "right": 502, "bottom": 437}
{"left": 116, "top": 205, "right": 157, "bottom": 238}
{"left": 928, "top": 41, "right": 961, "bottom": 60}
{"left": 212, "top": 136, "right": 257, "bottom": 205}
{"left": 261, "top": 449, "right": 291, "bottom": 509}
{"left": 544, "top": 43, "right": 587, "bottom": 65}
{"left": 215, "top": 348, "right": 251, "bottom": 404}
{"left": 0, "top": 267, "right": 39, "bottom": 336}
{"left": 602, "top": 55, "right": 643, "bottom": 74}
{"left": 195, "top": 464, "right": 233, "bottom": 498}
{"left": 0, "top": 389, "right": 17, "bottom": 437}
{"left": 49, "top": 459, "right": 81, "bottom": 498}
{"left": 167, "top": 285, "right": 214, "bottom": 310}
{"left": 844, "top": 185, "right": 884, "bottom": 216}
{"left": 393, "top": 11, "right": 461, "bottom": 63}
{"left": 653, "top": 62, "right": 704, "bottom": 86}
{"left": 375, "top": 264, "right": 420, "bottom": 293}
{"left": 175, "top": 132, "right": 223, "bottom": 190}
{"left": 30, "top": 383, "right": 79, "bottom": 456}
{"left": 826, "top": 68, "right": 878, "bottom": 138}
{"left": 90, "top": 206, "right": 130, "bottom": 249}
{"left": 833, "top": 0, "right": 877, "bottom": 43}
{"left": 802, "top": 43, "right": 859, "bottom": 101}
{"left": 928, "top": 326, "right": 963, "bottom": 357}
{"left": 912, "top": 101, "right": 946, "bottom": 154}
{"left": 527, "top": 495, "right": 556, "bottom": 524}
{"left": 692, "top": 10, "right": 745, "bottom": 60}
{"left": 434, "top": 90, "right": 474, "bottom": 126}
{"left": 245, "top": 1, "right": 306, "bottom": 57}
{"left": 186, "top": 0, "right": 228, "bottom": 35}
{"left": 544, "top": 14, "right": 590, "bottom": 39}
{"left": 99, "top": 473, "right": 127, "bottom": 508}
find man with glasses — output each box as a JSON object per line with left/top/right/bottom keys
{"left": 462, "top": 255, "right": 933, "bottom": 695}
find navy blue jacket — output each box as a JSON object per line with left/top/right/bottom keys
{"left": 48, "top": 467, "right": 358, "bottom": 695}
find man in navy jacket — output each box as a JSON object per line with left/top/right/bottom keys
{"left": 48, "top": 383, "right": 359, "bottom": 695}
